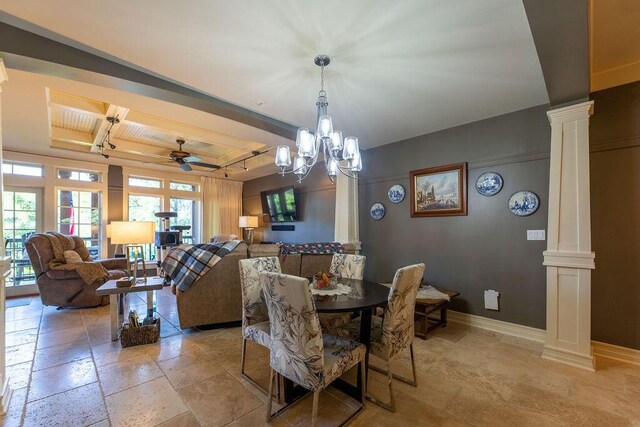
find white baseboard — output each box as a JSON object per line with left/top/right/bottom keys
{"left": 447, "top": 310, "right": 640, "bottom": 367}
{"left": 592, "top": 341, "right": 640, "bottom": 367}
{"left": 542, "top": 346, "right": 595, "bottom": 372}
{"left": 447, "top": 310, "right": 546, "bottom": 343}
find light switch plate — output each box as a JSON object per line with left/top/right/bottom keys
{"left": 527, "top": 230, "right": 546, "bottom": 240}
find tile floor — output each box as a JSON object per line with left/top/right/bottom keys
{"left": 2, "top": 287, "right": 640, "bottom": 426}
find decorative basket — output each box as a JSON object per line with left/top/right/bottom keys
{"left": 120, "top": 318, "right": 161, "bottom": 348}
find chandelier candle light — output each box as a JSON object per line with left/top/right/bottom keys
{"left": 274, "top": 55, "right": 362, "bottom": 182}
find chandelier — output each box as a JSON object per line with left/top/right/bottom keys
{"left": 274, "top": 55, "right": 362, "bottom": 183}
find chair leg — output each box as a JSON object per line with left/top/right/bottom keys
{"left": 240, "top": 338, "right": 247, "bottom": 375}
{"left": 366, "top": 359, "right": 396, "bottom": 412}
{"left": 265, "top": 368, "right": 275, "bottom": 422}
{"left": 311, "top": 391, "right": 320, "bottom": 427}
{"left": 368, "top": 344, "right": 418, "bottom": 387}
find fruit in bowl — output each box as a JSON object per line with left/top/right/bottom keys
{"left": 313, "top": 271, "right": 337, "bottom": 290}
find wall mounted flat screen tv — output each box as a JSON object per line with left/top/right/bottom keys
{"left": 260, "top": 186, "right": 298, "bottom": 223}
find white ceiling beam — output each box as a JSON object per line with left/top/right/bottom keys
{"left": 90, "top": 104, "right": 130, "bottom": 153}
{"left": 48, "top": 89, "right": 107, "bottom": 118}
{"left": 51, "top": 127, "right": 94, "bottom": 145}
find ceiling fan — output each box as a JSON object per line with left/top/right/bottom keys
{"left": 169, "top": 139, "right": 220, "bottom": 172}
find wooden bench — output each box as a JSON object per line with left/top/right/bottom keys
{"left": 414, "top": 288, "right": 460, "bottom": 339}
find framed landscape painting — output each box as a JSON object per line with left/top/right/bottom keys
{"left": 410, "top": 162, "right": 467, "bottom": 217}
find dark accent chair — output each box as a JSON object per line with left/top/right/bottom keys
{"left": 25, "top": 233, "right": 128, "bottom": 307}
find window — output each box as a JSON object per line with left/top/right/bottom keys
{"left": 171, "top": 198, "right": 198, "bottom": 244}
{"left": 57, "top": 190, "right": 101, "bottom": 257}
{"left": 129, "top": 177, "right": 162, "bottom": 188}
{"left": 3, "top": 188, "right": 42, "bottom": 287}
{"left": 128, "top": 195, "right": 162, "bottom": 260}
{"left": 2, "top": 162, "right": 43, "bottom": 177}
{"left": 57, "top": 169, "right": 100, "bottom": 182}
{"left": 170, "top": 182, "right": 198, "bottom": 191}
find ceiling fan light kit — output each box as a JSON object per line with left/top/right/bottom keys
{"left": 275, "top": 55, "right": 362, "bottom": 183}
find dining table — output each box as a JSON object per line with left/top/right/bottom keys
{"left": 283, "top": 277, "right": 390, "bottom": 403}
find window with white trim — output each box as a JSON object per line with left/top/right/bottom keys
{"left": 3, "top": 162, "right": 44, "bottom": 177}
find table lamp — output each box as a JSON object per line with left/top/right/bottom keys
{"left": 109, "top": 221, "right": 156, "bottom": 279}
{"left": 238, "top": 216, "right": 259, "bottom": 245}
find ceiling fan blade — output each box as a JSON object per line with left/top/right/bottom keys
{"left": 189, "top": 162, "right": 221, "bottom": 170}
{"left": 180, "top": 163, "right": 193, "bottom": 172}
{"left": 183, "top": 156, "right": 201, "bottom": 163}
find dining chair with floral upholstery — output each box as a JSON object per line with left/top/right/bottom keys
{"left": 238, "top": 257, "right": 281, "bottom": 396}
{"left": 345, "top": 263, "right": 426, "bottom": 412}
{"left": 319, "top": 253, "right": 367, "bottom": 337}
{"left": 259, "top": 271, "right": 367, "bottom": 426}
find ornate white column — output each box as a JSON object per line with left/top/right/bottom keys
{"left": 334, "top": 171, "right": 361, "bottom": 253}
{"left": 542, "top": 101, "right": 595, "bottom": 371}
{"left": 0, "top": 58, "right": 12, "bottom": 412}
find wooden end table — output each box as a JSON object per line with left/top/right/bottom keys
{"left": 414, "top": 288, "right": 460, "bottom": 339}
{"left": 96, "top": 276, "right": 164, "bottom": 341}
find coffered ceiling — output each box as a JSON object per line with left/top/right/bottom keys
{"left": 0, "top": 0, "right": 549, "bottom": 165}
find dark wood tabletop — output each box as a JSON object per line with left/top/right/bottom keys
{"left": 312, "top": 278, "right": 389, "bottom": 313}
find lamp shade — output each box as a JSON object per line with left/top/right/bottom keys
{"left": 109, "top": 221, "right": 156, "bottom": 244}
{"left": 238, "top": 216, "right": 259, "bottom": 228}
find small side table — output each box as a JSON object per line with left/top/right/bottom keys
{"left": 414, "top": 288, "right": 460, "bottom": 340}
{"left": 96, "top": 277, "right": 164, "bottom": 341}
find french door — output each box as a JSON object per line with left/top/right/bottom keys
{"left": 3, "top": 186, "right": 43, "bottom": 297}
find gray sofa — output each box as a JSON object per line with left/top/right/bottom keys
{"left": 174, "top": 242, "right": 356, "bottom": 329}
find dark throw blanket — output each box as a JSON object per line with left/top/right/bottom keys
{"left": 162, "top": 240, "right": 242, "bottom": 292}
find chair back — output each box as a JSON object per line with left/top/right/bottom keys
{"left": 238, "top": 257, "right": 281, "bottom": 328}
{"left": 259, "top": 271, "right": 324, "bottom": 391}
{"left": 382, "top": 263, "right": 426, "bottom": 358}
{"left": 329, "top": 253, "right": 366, "bottom": 280}
{"left": 24, "top": 233, "right": 92, "bottom": 276}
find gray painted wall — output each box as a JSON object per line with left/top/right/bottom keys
{"left": 107, "top": 165, "right": 124, "bottom": 256}
{"left": 243, "top": 165, "right": 336, "bottom": 243}
{"left": 359, "top": 105, "right": 551, "bottom": 329}
{"left": 590, "top": 81, "right": 640, "bottom": 350}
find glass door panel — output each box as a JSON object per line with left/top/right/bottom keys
{"left": 3, "top": 187, "right": 43, "bottom": 296}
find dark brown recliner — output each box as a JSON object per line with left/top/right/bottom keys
{"left": 25, "top": 233, "right": 128, "bottom": 307}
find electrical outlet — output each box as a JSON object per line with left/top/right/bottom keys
{"left": 484, "top": 290, "right": 499, "bottom": 310}
{"left": 527, "top": 230, "right": 546, "bottom": 240}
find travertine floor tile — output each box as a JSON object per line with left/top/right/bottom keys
{"left": 6, "top": 342, "right": 36, "bottom": 367}
{"left": 33, "top": 339, "right": 92, "bottom": 371}
{"left": 5, "top": 317, "right": 40, "bottom": 333}
{"left": 179, "top": 372, "right": 263, "bottom": 426}
{"left": 157, "top": 411, "right": 203, "bottom": 427}
{"left": 159, "top": 351, "right": 225, "bottom": 390}
{"left": 0, "top": 385, "right": 27, "bottom": 427}
{"left": 6, "top": 361, "right": 32, "bottom": 390}
{"left": 97, "top": 353, "right": 164, "bottom": 396}
{"left": 105, "top": 377, "right": 188, "bottom": 427}
{"left": 23, "top": 382, "right": 107, "bottom": 427}
{"left": 28, "top": 358, "right": 97, "bottom": 402}
{"left": 37, "top": 325, "right": 87, "bottom": 349}
{"left": 6, "top": 328, "right": 39, "bottom": 348}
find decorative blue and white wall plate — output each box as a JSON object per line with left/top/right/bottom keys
{"left": 508, "top": 191, "right": 539, "bottom": 216}
{"left": 370, "top": 202, "right": 385, "bottom": 220}
{"left": 387, "top": 184, "right": 405, "bottom": 203}
{"left": 475, "top": 172, "right": 503, "bottom": 196}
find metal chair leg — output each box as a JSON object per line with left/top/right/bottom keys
{"left": 240, "top": 338, "right": 247, "bottom": 375}
{"left": 265, "top": 368, "right": 275, "bottom": 422}
{"left": 369, "top": 344, "right": 418, "bottom": 387}
{"left": 366, "top": 359, "right": 396, "bottom": 412}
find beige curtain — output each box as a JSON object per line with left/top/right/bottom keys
{"left": 201, "top": 177, "right": 243, "bottom": 241}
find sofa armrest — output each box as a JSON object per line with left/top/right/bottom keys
{"left": 98, "top": 257, "right": 128, "bottom": 270}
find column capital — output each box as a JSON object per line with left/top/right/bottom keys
{"left": 547, "top": 100, "right": 593, "bottom": 125}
